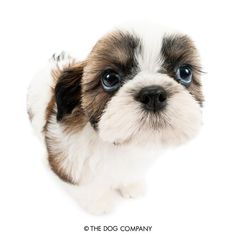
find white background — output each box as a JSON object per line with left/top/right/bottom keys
{"left": 0, "top": 0, "right": 236, "bottom": 235}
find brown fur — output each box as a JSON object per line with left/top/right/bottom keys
{"left": 81, "top": 30, "right": 140, "bottom": 127}
{"left": 47, "top": 145, "right": 76, "bottom": 184}
{"left": 46, "top": 62, "right": 88, "bottom": 132}
{"left": 44, "top": 63, "right": 87, "bottom": 184}
{"left": 44, "top": 89, "right": 55, "bottom": 124}
{"left": 160, "top": 34, "right": 204, "bottom": 104}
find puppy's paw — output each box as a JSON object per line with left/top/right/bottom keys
{"left": 119, "top": 181, "right": 146, "bottom": 199}
{"left": 82, "top": 191, "right": 118, "bottom": 215}
{"left": 50, "top": 51, "right": 75, "bottom": 71}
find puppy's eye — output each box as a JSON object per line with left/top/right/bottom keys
{"left": 176, "top": 65, "right": 192, "bottom": 87}
{"left": 101, "top": 69, "right": 121, "bottom": 92}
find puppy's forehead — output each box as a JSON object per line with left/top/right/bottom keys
{"left": 126, "top": 26, "right": 167, "bottom": 71}
{"left": 87, "top": 31, "right": 140, "bottom": 71}
{"left": 87, "top": 27, "right": 164, "bottom": 67}
{"left": 87, "top": 26, "right": 197, "bottom": 73}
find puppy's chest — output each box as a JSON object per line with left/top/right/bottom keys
{"left": 47, "top": 121, "right": 161, "bottom": 183}
{"left": 89, "top": 141, "right": 160, "bottom": 181}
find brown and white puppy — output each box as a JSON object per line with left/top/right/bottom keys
{"left": 27, "top": 24, "right": 204, "bottom": 214}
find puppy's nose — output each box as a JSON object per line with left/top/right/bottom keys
{"left": 137, "top": 86, "right": 167, "bottom": 112}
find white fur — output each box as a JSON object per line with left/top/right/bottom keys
{"left": 27, "top": 64, "right": 53, "bottom": 140}
{"left": 27, "top": 25, "right": 202, "bottom": 214}
{"left": 47, "top": 112, "right": 160, "bottom": 214}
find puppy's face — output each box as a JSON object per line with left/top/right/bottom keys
{"left": 56, "top": 26, "right": 204, "bottom": 146}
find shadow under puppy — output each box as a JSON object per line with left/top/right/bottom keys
{"left": 27, "top": 24, "right": 204, "bottom": 214}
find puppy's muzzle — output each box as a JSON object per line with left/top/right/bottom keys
{"left": 136, "top": 85, "right": 167, "bottom": 112}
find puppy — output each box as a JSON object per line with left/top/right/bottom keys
{"left": 27, "top": 24, "right": 204, "bottom": 214}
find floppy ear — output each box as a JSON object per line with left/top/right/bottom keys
{"left": 55, "top": 64, "right": 84, "bottom": 121}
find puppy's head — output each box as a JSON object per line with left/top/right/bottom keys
{"left": 55, "top": 25, "right": 204, "bottom": 146}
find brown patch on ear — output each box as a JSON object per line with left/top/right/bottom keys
{"left": 54, "top": 62, "right": 89, "bottom": 132}
{"left": 81, "top": 31, "right": 140, "bottom": 127}
{"left": 44, "top": 61, "right": 88, "bottom": 185}
{"left": 54, "top": 63, "right": 85, "bottom": 121}
{"left": 61, "top": 106, "right": 88, "bottom": 134}
{"left": 161, "top": 34, "right": 204, "bottom": 104}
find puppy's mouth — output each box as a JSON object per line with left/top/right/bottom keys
{"left": 138, "top": 109, "right": 172, "bottom": 131}
{"left": 112, "top": 112, "right": 169, "bottom": 145}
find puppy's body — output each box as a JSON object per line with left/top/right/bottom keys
{"left": 27, "top": 25, "right": 203, "bottom": 214}
{"left": 28, "top": 62, "right": 160, "bottom": 213}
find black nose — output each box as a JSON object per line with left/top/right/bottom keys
{"left": 136, "top": 86, "right": 167, "bottom": 112}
